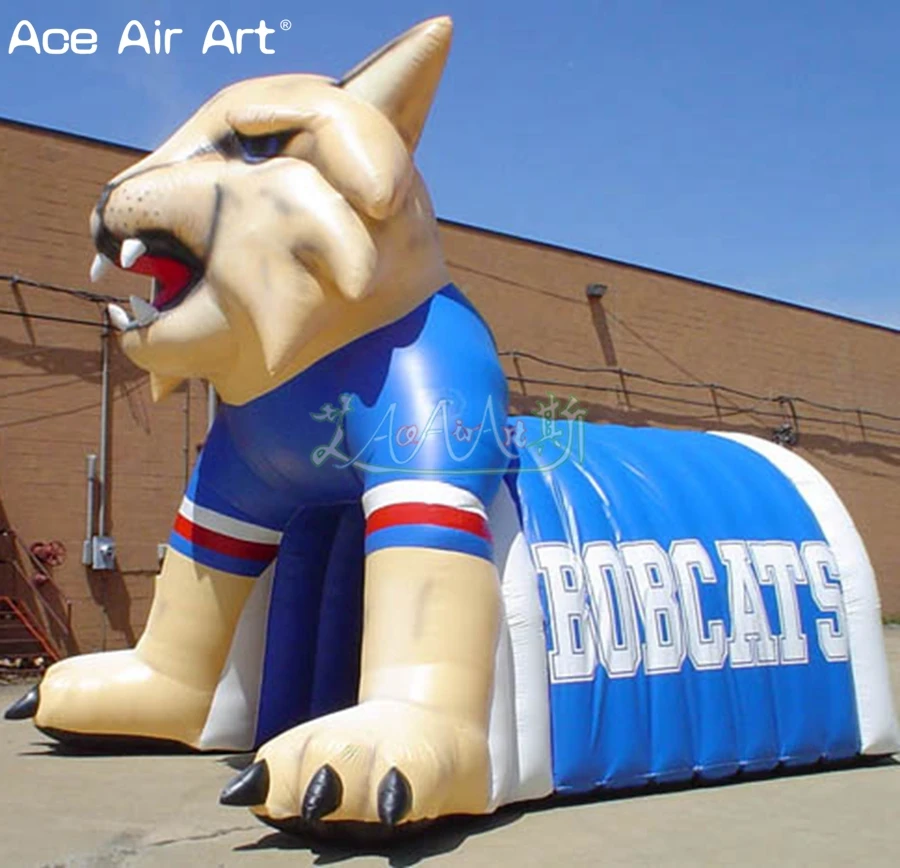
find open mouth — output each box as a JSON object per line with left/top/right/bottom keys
{"left": 91, "top": 228, "right": 204, "bottom": 329}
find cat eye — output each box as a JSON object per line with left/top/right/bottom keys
{"left": 220, "top": 130, "right": 295, "bottom": 163}
{"left": 237, "top": 132, "right": 288, "bottom": 162}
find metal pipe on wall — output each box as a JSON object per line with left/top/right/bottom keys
{"left": 82, "top": 453, "right": 97, "bottom": 565}
{"left": 97, "top": 309, "right": 111, "bottom": 537}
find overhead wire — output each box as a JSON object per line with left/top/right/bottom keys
{"left": 2, "top": 272, "right": 898, "bottom": 437}
{"left": 1, "top": 273, "right": 125, "bottom": 305}
{"left": 506, "top": 372, "right": 900, "bottom": 440}
{"left": 0, "top": 272, "right": 120, "bottom": 329}
{"left": 0, "top": 308, "right": 105, "bottom": 328}
{"left": 499, "top": 349, "right": 900, "bottom": 434}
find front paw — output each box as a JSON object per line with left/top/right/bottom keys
{"left": 221, "top": 700, "right": 491, "bottom": 831}
{"left": 14, "top": 650, "right": 213, "bottom": 749}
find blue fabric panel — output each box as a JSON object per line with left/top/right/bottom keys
{"left": 255, "top": 506, "right": 343, "bottom": 745}
{"left": 508, "top": 420, "right": 859, "bottom": 793}
{"left": 309, "top": 505, "right": 366, "bottom": 719}
{"left": 167, "top": 531, "right": 272, "bottom": 578}
{"left": 256, "top": 505, "right": 366, "bottom": 744}
{"left": 186, "top": 419, "right": 301, "bottom": 531}
{"left": 365, "top": 524, "right": 493, "bottom": 561}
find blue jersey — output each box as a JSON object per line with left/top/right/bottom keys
{"left": 168, "top": 284, "right": 511, "bottom": 576}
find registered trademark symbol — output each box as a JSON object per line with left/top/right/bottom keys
{"left": 280, "top": 19, "right": 291, "bottom": 31}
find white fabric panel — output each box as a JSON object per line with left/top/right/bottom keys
{"left": 502, "top": 529, "right": 556, "bottom": 799}
{"left": 712, "top": 432, "right": 900, "bottom": 754}
{"left": 487, "top": 482, "right": 554, "bottom": 807}
{"left": 198, "top": 562, "right": 275, "bottom": 751}
{"left": 486, "top": 607, "right": 518, "bottom": 809}
{"left": 179, "top": 497, "right": 283, "bottom": 543}
{"left": 361, "top": 479, "right": 487, "bottom": 518}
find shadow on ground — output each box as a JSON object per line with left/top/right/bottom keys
{"left": 234, "top": 808, "right": 525, "bottom": 867}
{"left": 228, "top": 753, "right": 900, "bottom": 865}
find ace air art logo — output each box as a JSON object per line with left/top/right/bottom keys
{"left": 8, "top": 18, "right": 293, "bottom": 55}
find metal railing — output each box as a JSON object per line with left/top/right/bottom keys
{"left": 0, "top": 529, "right": 73, "bottom": 657}
{"left": 0, "top": 596, "right": 58, "bottom": 661}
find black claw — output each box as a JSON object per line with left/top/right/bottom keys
{"left": 302, "top": 764, "right": 343, "bottom": 821}
{"left": 4, "top": 685, "right": 38, "bottom": 721}
{"left": 377, "top": 766, "right": 412, "bottom": 826}
{"left": 220, "top": 760, "right": 270, "bottom": 807}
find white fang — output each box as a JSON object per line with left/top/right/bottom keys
{"left": 90, "top": 253, "right": 114, "bottom": 283}
{"left": 120, "top": 238, "right": 147, "bottom": 269}
{"left": 107, "top": 304, "right": 132, "bottom": 332}
{"left": 130, "top": 295, "right": 159, "bottom": 327}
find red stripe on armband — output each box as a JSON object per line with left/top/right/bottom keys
{"left": 173, "top": 514, "right": 280, "bottom": 561}
{"left": 365, "top": 503, "right": 492, "bottom": 541}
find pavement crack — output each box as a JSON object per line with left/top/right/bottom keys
{"left": 149, "top": 825, "right": 260, "bottom": 848}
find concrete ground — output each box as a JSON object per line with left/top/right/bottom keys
{"left": 2, "top": 630, "right": 899, "bottom": 867}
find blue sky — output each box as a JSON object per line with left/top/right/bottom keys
{"left": 2, "top": 0, "right": 898, "bottom": 328}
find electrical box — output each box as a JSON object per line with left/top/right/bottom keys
{"left": 91, "top": 536, "right": 116, "bottom": 571}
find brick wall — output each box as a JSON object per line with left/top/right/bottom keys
{"left": 1, "top": 118, "right": 897, "bottom": 655}
{"left": 0, "top": 121, "right": 210, "bottom": 653}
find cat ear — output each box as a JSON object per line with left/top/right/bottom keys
{"left": 340, "top": 16, "right": 452, "bottom": 152}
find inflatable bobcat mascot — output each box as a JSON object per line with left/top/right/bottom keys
{"left": 7, "top": 16, "right": 898, "bottom": 840}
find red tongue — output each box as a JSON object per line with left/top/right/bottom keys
{"left": 127, "top": 254, "right": 193, "bottom": 309}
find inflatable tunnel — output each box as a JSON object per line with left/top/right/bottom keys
{"left": 197, "top": 420, "right": 899, "bottom": 810}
